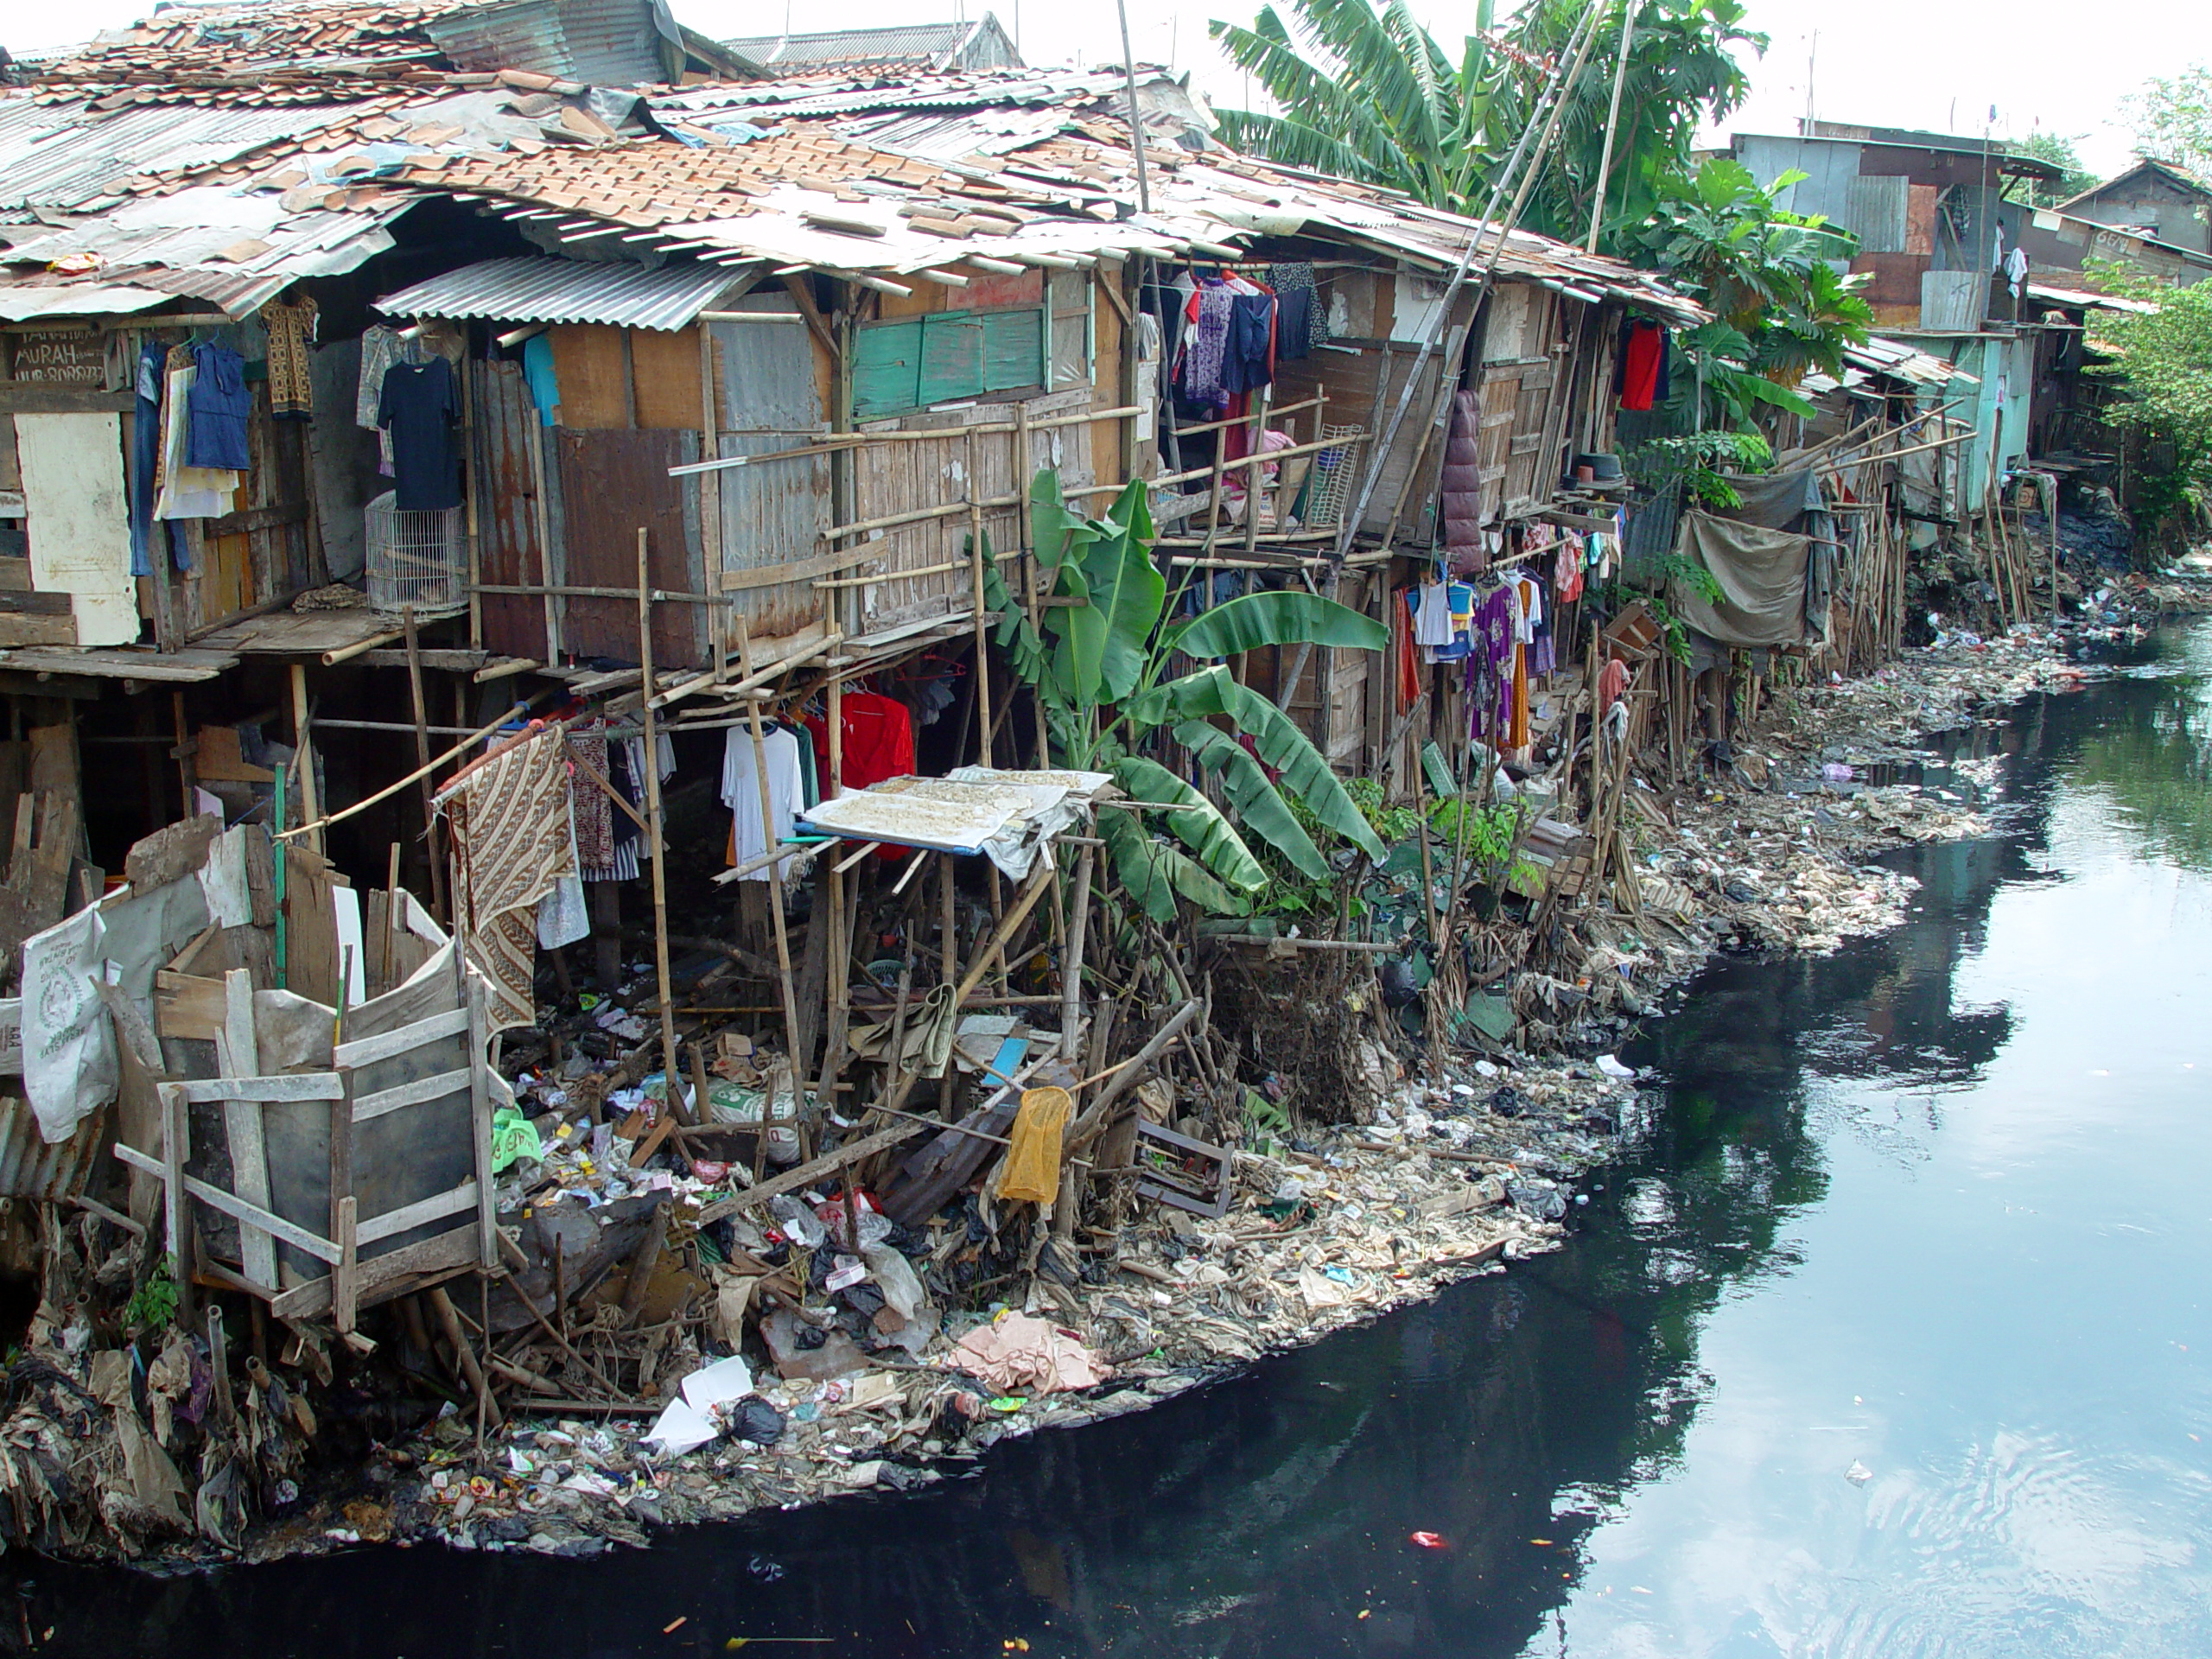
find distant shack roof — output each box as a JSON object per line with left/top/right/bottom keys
{"left": 721, "top": 16, "right": 1020, "bottom": 75}
{"left": 0, "top": 48, "right": 1706, "bottom": 327}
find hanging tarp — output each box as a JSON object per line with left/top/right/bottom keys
{"left": 1668, "top": 509, "right": 1812, "bottom": 650}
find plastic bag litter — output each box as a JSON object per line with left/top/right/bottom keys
{"left": 995, "top": 1086, "right": 1072, "bottom": 1205}
{"left": 861, "top": 1244, "right": 926, "bottom": 1325}
{"left": 730, "top": 1397, "right": 785, "bottom": 1446}
{"left": 769, "top": 1195, "right": 826, "bottom": 1249}
{"left": 489, "top": 1106, "right": 543, "bottom": 1173}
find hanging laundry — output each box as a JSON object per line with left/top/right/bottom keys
{"left": 1394, "top": 588, "right": 1422, "bottom": 710}
{"left": 566, "top": 720, "right": 616, "bottom": 874}
{"left": 155, "top": 349, "right": 239, "bottom": 522}
{"left": 805, "top": 690, "right": 915, "bottom": 798}
{"left": 128, "top": 340, "right": 177, "bottom": 576}
{"left": 1617, "top": 318, "right": 1669, "bottom": 412}
{"left": 1268, "top": 262, "right": 1322, "bottom": 359}
{"left": 722, "top": 724, "right": 806, "bottom": 882}
{"left": 1219, "top": 289, "right": 1276, "bottom": 393}
{"left": 1599, "top": 654, "right": 1630, "bottom": 712}
{"left": 435, "top": 727, "right": 579, "bottom": 1033}
{"left": 185, "top": 342, "right": 251, "bottom": 472}
{"left": 359, "top": 323, "right": 423, "bottom": 474}
{"left": 262, "top": 296, "right": 317, "bottom": 421}
{"left": 1179, "top": 281, "right": 1236, "bottom": 404}
{"left": 1554, "top": 538, "right": 1584, "bottom": 603}
{"left": 378, "top": 355, "right": 463, "bottom": 512}
{"left": 590, "top": 740, "right": 646, "bottom": 882}
{"left": 1465, "top": 583, "right": 1518, "bottom": 747}
{"left": 1411, "top": 582, "right": 1456, "bottom": 647}
{"left": 522, "top": 333, "right": 562, "bottom": 427}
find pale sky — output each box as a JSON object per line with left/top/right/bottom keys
{"left": 0, "top": 0, "right": 2187, "bottom": 179}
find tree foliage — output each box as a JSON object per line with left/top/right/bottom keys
{"left": 1208, "top": 0, "right": 1763, "bottom": 250}
{"left": 2122, "top": 67, "right": 2212, "bottom": 180}
{"left": 2006, "top": 130, "right": 2096, "bottom": 207}
{"left": 2082, "top": 262, "right": 2212, "bottom": 548}
{"left": 1631, "top": 159, "right": 1872, "bottom": 429}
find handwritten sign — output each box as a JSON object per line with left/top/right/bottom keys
{"left": 8, "top": 334, "right": 104, "bottom": 386}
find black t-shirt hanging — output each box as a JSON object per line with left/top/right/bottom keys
{"left": 377, "top": 356, "right": 463, "bottom": 512}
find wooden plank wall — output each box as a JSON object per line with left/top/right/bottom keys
{"left": 554, "top": 427, "right": 702, "bottom": 665}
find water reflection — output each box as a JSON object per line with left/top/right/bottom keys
{"left": 13, "top": 626, "right": 2212, "bottom": 1659}
{"left": 2068, "top": 634, "right": 2212, "bottom": 872}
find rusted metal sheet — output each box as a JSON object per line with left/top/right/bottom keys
{"left": 711, "top": 308, "right": 833, "bottom": 643}
{"left": 471, "top": 359, "right": 548, "bottom": 663}
{"left": 0, "top": 1096, "right": 106, "bottom": 1203}
{"left": 554, "top": 428, "right": 704, "bottom": 668}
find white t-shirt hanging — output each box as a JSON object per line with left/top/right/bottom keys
{"left": 723, "top": 725, "right": 806, "bottom": 882}
{"left": 1412, "top": 582, "right": 1456, "bottom": 646}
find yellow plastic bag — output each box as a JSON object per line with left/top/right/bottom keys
{"left": 995, "top": 1086, "right": 1073, "bottom": 1205}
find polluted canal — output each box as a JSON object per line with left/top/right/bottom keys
{"left": 19, "top": 620, "right": 2212, "bottom": 1656}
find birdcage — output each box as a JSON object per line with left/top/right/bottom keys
{"left": 364, "top": 491, "right": 467, "bottom": 617}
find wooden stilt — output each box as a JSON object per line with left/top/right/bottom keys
{"left": 734, "top": 614, "right": 806, "bottom": 1077}
{"left": 289, "top": 663, "right": 322, "bottom": 858}
{"left": 403, "top": 607, "right": 449, "bottom": 923}
{"left": 1058, "top": 843, "right": 1094, "bottom": 1063}
{"left": 636, "top": 529, "right": 683, "bottom": 1101}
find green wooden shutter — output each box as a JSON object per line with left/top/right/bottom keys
{"left": 981, "top": 308, "right": 1045, "bottom": 392}
{"left": 852, "top": 320, "right": 923, "bottom": 418}
{"left": 918, "top": 313, "right": 985, "bottom": 404}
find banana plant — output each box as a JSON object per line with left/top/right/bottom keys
{"left": 981, "top": 469, "right": 1391, "bottom": 923}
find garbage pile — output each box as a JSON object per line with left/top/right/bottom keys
{"left": 369, "top": 1053, "right": 1624, "bottom": 1554}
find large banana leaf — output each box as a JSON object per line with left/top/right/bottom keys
{"left": 1029, "top": 468, "right": 1092, "bottom": 577}
{"left": 1096, "top": 809, "right": 1249, "bottom": 924}
{"left": 973, "top": 530, "right": 1059, "bottom": 704}
{"left": 1111, "top": 755, "right": 1268, "bottom": 894}
{"left": 1130, "top": 664, "right": 1386, "bottom": 862}
{"left": 1173, "top": 721, "right": 1332, "bottom": 880}
{"left": 1061, "top": 480, "right": 1163, "bottom": 705}
{"left": 1166, "top": 590, "right": 1388, "bottom": 661}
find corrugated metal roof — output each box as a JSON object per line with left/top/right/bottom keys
{"left": 721, "top": 19, "right": 1015, "bottom": 73}
{"left": 2025, "top": 281, "right": 2158, "bottom": 315}
{"left": 0, "top": 95, "right": 375, "bottom": 214}
{"left": 0, "top": 284, "right": 169, "bottom": 321}
{"left": 374, "top": 253, "right": 745, "bottom": 327}
{"left": 0, "top": 1096, "right": 107, "bottom": 1204}
{"left": 423, "top": 0, "right": 668, "bottom": 87}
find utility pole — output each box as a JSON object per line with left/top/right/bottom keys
{"left": 1116, "top": 0, "right": 1152, "bottom": 213}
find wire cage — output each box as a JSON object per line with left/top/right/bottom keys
{"left": 365, "top": 491, "right": 467, "bottom": 617}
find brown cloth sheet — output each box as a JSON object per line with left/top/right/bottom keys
{"left": 1668, "top": 509, "right": 1813, "bottom": 649}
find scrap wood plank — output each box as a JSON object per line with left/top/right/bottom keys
{"left": 264, "top": 1225, "right": 480, "bottom": 1319}
{"left": 692, "top": 1118, "right": 933, "bottom": 1224}
{"left": 116, "top": 1138, "right": 340, "bottom": 1264}
{"left": 124, "top": 814, "right": 222, "bottom": 893}
{"left": 217, "top": 969, "right": 278, "bottom": 1289}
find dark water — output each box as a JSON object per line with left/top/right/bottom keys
{"left": 17, "top": 626, "right": 2212, "bottom": 1659}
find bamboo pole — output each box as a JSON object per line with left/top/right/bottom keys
{"left": 965, "top": 429, "right": 995, "bottom": 766}
{"left": 289, "top": 662, "right": 322, "bottom": 858}
{"left": 734, "top": 613, "right": 807, "bottom": 1077}
{"left": 1058, "top": 843, "right": 1094, "bottom": 1062}
{"left": 403, "top": 607, "right": 450, "bottom": 920}
{"left": 636, "top": 530, "right": 683, "bottom": 1105}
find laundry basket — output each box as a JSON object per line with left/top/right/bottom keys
{"left": 364, "top": 490, "right": 467, "bottom": 617}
